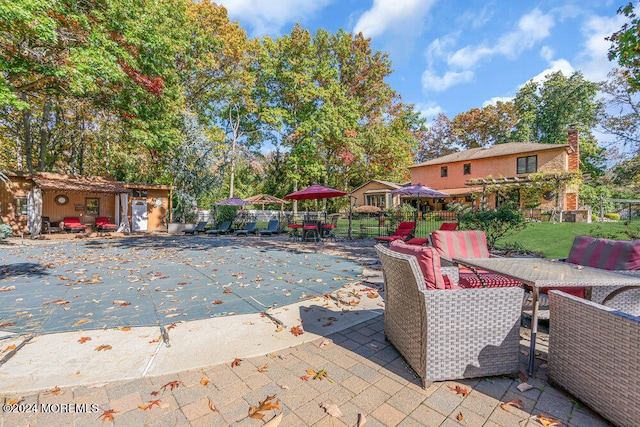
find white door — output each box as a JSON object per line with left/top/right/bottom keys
{"left": 132, "top": 200, "right": 148, "bottom": 231}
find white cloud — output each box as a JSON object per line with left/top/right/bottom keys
{"left": 448, "top": 45, "right": 493, "bottom": 69}
{"left": 217, "top": 0, "right": 333, "bottom": 36}
{"left": 540, "top": 46, "right": 555, "bottom": 62}
{"left": 577, "top": 14, "right": 627, "bottom": 82}
{"left": 481, "top": 96, "right": 514, "bottom": 107}
{"left": 353, "top": 0, "right": 437, "bottom": 38}
{"left": 414, "top": 101, "right": 443, "bottom": 119}
{"left": 527, "top": 58, "right": 575, "bottom": 86}
{"left": 421, "top": 69, "right": 474, "bottom": 92}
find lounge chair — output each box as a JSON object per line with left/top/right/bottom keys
{"left": 95, "top": 216, "right": 118, "bottom": 232}
{"left": 376, "top": 243, "right": 523, "bottom": 385}
{"left": 374, "top": 221, "right": 416, "bottom": 244}
{"left": 184, "top": 221, "right": 208, "bottom": 235}
{"left": 259, "top": 220, "right": 279, "bottom": 236}
{"left": 431, "top": 230, "right": 521, "bottom": 288}
{"left": 63, "top": 217, "right": 87, "bottom": 233}
{"left": 405, "top": 222, "right": 459, "bottom": 246}
{"left": 235, "top": 221, "right": 257, "bottom": 236}
{"left": 205, "top": 221, "right": 231, "bottom": 235}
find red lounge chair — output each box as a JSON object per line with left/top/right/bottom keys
{"left": 374, "top": 221, "right": 416, "bottom": 244}
{"left": 406, "top": 222, "right": 458, "bottom": 246}
{"left": 95, "top": 216, "right": 118, "bottom": 232}
{"left": 439, "top": 222, "right": 458, "bottom": 231}
{"left": 63, "top": 217, "right": 87, "bottom": 233}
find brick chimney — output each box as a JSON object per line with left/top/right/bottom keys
{"left": 565, "top": 126, "right": 579, "bottom": 210}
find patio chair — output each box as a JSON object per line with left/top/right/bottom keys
{"left": 63, "top": 217, "right": 87, "bottom": 233}
{"left": 184, "top": 221, "right": 208, "bottom": 235}
{"left": 259, "top": 219, "right": 280, "bottom": 236}
{"left": 95, "top": 216, "right": 118, "bottom": 232}
{"left": 374, "top": 221, "right": 416, "bottom": 244}
{"left": 548, "top": 290, "right": 640, "bottom": 427}
{"left": 431, "top": 230, "right": 521, "bottom": 288}
{"left": 376, "top": 244, "right": 523, "bottom": 385}
{"left": 205, "top": 221, "right": 231, "bottom": 235}
{"left": 235, "top": 221, "right": 257, "bottom": 236}
{"left": 405, "top": 222, "right": 459, "bottom": 246}
{"left": 41, "top": 216, "right": 62, "bottom": 234}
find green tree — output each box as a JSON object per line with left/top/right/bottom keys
{"left": 415, "top": 113, "right": 457, "bottom": 162}
{"left": 607, "top": 2, "right": 640, "bottom": 91}
{"left": 452, "top": 101, "right": 518, "bottom": 149}
{"left": 449, "top": 202, "right": 527, "bottom": 250}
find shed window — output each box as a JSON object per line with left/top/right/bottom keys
{"left": 463, "top": 163, "right": 471, "bottom": 175}
{"left": 85, "top": 198, "right": 100, "bottom": 216}
{"left": 441, "top": 166, "right": 448, "bottom": 177}
{"left": 132, "top": 189, "right": 148, "bottom": 198}
{"left": 517, "top": 155, "right": 537, "bottom": 174}
{"left": 16, "top": 197, "right": 27, "bottom": 215}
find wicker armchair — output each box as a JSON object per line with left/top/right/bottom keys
{"left": 375, "top": 244, "right": 523, "bottom": 386}
{"left": 548, "top": 290, "right": 640, "bottom": 427}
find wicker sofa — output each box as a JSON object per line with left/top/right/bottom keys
{"left": 375, "top": 244, "right": 524, "bottom": 386}
{"left": 548, "top": 290, "right": 640, "bottom": 427}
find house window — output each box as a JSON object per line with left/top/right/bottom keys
{"left": 517, "top": 155, "right": 537, "bottom": 174}
{"left": 132, "top": 189, "right": 148, "bottom": 198}
{"left": 365, "top": 195, "right": 385, "bottom": 207}
{"left": 85, "top": 198, "right": 100, "bottom": 216}
{"left": 16, "top": 197, "right": 27, "bottom": 215}
{"left": 441, "top": 166, "right": 448, "bottom": 177}
{"left": 463, "top": 163, "right": 471, "bottom": 175}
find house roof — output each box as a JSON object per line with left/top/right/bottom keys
{"left": 409, "top": 142, "right": 569, "bottom": 168}
{"left": 32, "top": 175, "right": 132, "bottom": 194}
{"left": 350, "top": 179, "right": 404, "bottom": 193}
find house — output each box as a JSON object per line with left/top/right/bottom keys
{"left": 409, "top": 129, "right": 581, "bottom": 212}
{"left": 350, "top": 180, "right": 405, "bottom": 210}
{"left": 0, "top": 171, "right": 173, "bottom": 237}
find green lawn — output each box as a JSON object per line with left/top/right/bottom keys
{"left": 497, "top": 221, "right": 635, "bottom": 258}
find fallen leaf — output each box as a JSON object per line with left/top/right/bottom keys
{"left": 231, "top": 358, "right": 242, "bottom": 368}
{"left": 162, "top": 381, "right": 181, "bottom": 392}
{"left": 0, "top": 322, "right": 15, "bottom": 328}
{"left": 258, "top": 364, "right": 269, "bottom": 373}
{"left": 319, "top": 339, "right": 332, "bottom": 348}
{"left": 0, "top": 286, "right": 16, "bottom": 292}
{"left": 117, "top": 326, "right": 131, "bottom": 331}
{"left": 518, "top": 371, "right": 528, "bottom": 382}
{"left": 319, "top": 402, "right": 343, "bottom": 418}
{"left": 46, "top": 386, "right": 63, "bottom": 395}
{"left": 2, "top": 344, "right": 17, "bottom": 353}
{"left": 357, "top": 413, "right": 367, "bottom": 426}
{"left": 300, "top": 375, "right": 310, "bottom": 381}
{"left": 448, "top": 385, "right": 469, "bottom": 397}
{"left": 280, "top": 385, "right": 289, "bottom": 390}
{"left": 290, "top": 325, "right": 304, "bottom": 336}
{"left": 517, "top": 382, "right": 534, "bottom": 392}
{"left": 500, "top": 399, "right": 524, "bottom": 411}
{"left": 248, "top": 395, "right": 281, "bottom": 419}
{"left": 367, "top": 291, "right": 378, "bottom": 298}
{"left": 98, "top": 409, "right": 117, "bottom": 422}
{"left": 150, "top": 391, "right": 159, "bottom": 396}
{"left": 149, "top": 336, "right": 161, "bottom": 343}
{"left": 5, "top": 397, "right": 22, "bottom": 405}
{"left": 457, "top": 412, "right": 463, "bottom": 421}
{"left": 208, "top": 399, "right": 216, "bottom": 412}
{"left": 139, "top": 399, "right": 162, "bottom": 410}
{"left": 212, "top": 300, "right": 223, "bottom": 305}
{"left": 73, "top": 319, "right": 90, "bottom": 327}
{"left": 275, "top": 326, "right": 283, "bottom": 332}
{"left": 78, "top": 337, "right": 92, "bottom": 344}
{"left": 223, "top": 289, "right": 232, "bottom": 294}
{"left": 95, "top": 344, "right": 112, "bottom": 351}
{"left": 537, "top": 415, "right": 562, "bottom": 426}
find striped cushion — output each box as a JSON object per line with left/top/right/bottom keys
{"left": 567, "top": 235, "right": 640, "bottom": 270}
{"left": 458, "top": 273, "right": 521, "bottom": 289}
{"left": 389, "top": 240, "right": 446, "bottom": 290}
{"left": 431, "top": 230, "right": 490, "bottom": 259}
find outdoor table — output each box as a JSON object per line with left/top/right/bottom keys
{"left": 287, "top": 223, "right": 303, "bottom": 240}
{"left": 453, "top": 256, "right": 640, "bottom": 377}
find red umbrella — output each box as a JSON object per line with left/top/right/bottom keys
{"left": 285, "top": 184, "right": 347, "bottom": 200}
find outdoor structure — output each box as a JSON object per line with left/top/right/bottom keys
{"left": 409, "top": 129, "right": 581, "bottom": 212}
{"left": 0, "top": 171, "right": 172, "bottom": 237}
{"left": 350, "top": 180, "right": 404, "bottom": 210}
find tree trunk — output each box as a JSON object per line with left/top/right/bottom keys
{"left": 20, "top": 93, "right": 33, "bottom": 173}
{"left": 38, "top": 99, "right": 51, "bottom": 171}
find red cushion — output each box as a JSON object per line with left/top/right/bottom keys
{"left": 63, "top": 217, "right": 86, "bottom": 228}
{"left": 389, "top": 240, "right": 445, "bottom": 290}
{"left": 567, "top": 235, "right": 640, "bottom": 270}
{"left": 458, "top": 273, "right": 522, "bottom": 289}
{"left": 540, "top": 286, "right": 585, "bottom": 298}
{"left": 431, "top": 230, "right": 490, "bottom": 259}
{"left": 439, "top": 222, "right": 458, "bottom": 231}
{"left": 375, "top": 235, "right": 404, "bottom": 242}
{"left": 405, "top": 238, "right": 431, "bottom": 246}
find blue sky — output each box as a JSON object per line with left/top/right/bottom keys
{"left": 217, "top": 0, "right": 625, "bottom": 124}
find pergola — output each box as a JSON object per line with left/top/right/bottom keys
{"left": 244, "top": 194, "right": 288, "bottom": 213}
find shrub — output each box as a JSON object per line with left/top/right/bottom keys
{"left": 448, "top": 202, "right": 527, "bottom": 250}
{"left": 0, "top": 224, "right": 12, "bottom": 239}
{"left": 604, "top": 213, "right": 620, "bottom": 221}
{"left": 591, "top": 214, "right": 599, "bottom": 222}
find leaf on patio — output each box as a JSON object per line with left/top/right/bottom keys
{"left": 5, "top": 397, "right": 22, "bottom": 405}
{"left": 162, "top": 381, "right": 181, "bottom": 392}
{"left": 208, "top": 398, "right": 216, "bottom": 412}
{"left": 367, "top": 291, "right": 379, "bottom": 299}
{"left": 78, "top": 337, "right": 92, "bottom": 344}
{"left": 290, "top": 325, "right": 304, "bottom": 336}
{"left": 537, "top": 415, "right": 562, "bottom": 426}
{"left": 448, "top": 385, "right": 469, "bottom": 397}
{"left": 74, "top": 319, "right": 90, "bottom": 327}
{"left": 500, "top": 399, "right": 524, "bottom": 411}
{"left": 457, "top": 412, "right": 464, "bottom": 421}
{"left": 319, "top": 402, "right": 342, "bottom": 418}
{"left": 248, "top": 395, "right": 281, "bottom": 419}
{"left": 0, "top": 322, "right": 15, "bottom": 328}
{"left": 517, "top": 382, "right": 534, "bottom": 392}
{"left": 258, "top": 364, "right": 269, "bottom": 373}
{"left": 212, "top": 300, "right": 223, "bottom": 305}
{"left": 300, "top": 375, "right": 310, "bottom": 381}
{"left": 231, "top": 358, "right": 242, "bottom": 368}
{"left": 357, "top": 413, "right": 367, "bottom": 426}
{"left": 95, "top": 344, "right": 112, "bottom": 351}
{"left": 319, "top": 339, "right": 332, "bottom": 348}
{"left": 223, "top": 289, "right": 232, "bottom": 294}
{"left": 151, "top": 391, "right": 159, "bottom": 396}
{"left": 200, "top": 376, "right": 210, "bottom": 386}
{"left": 518, "top": 371, "right": 528, "bottom": 382}
{"left": 2, "top": 344, "right": 17, "bottom": 353}
{"left": 117, "top": 326, "right": 131, "bottom": 331}
{"left": 138, "top": 399, "right": 162, "bottom": 410}
{"left": 275, "top": 326, "right": 283, "bottom": 332}
{"left": 0, "top": 286, "right": 16, "bottom": 292}
{"left": 167, "top": 323, "right": 178, "bottom": 330}
{"left": 46, "top": 385, "right": 63, "bottom": 395}
{"left": 149, "top": 335, "right": 162, "bottom": 344}
{"left": 98, "top": 409, "right": 117, "bottom": 423}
